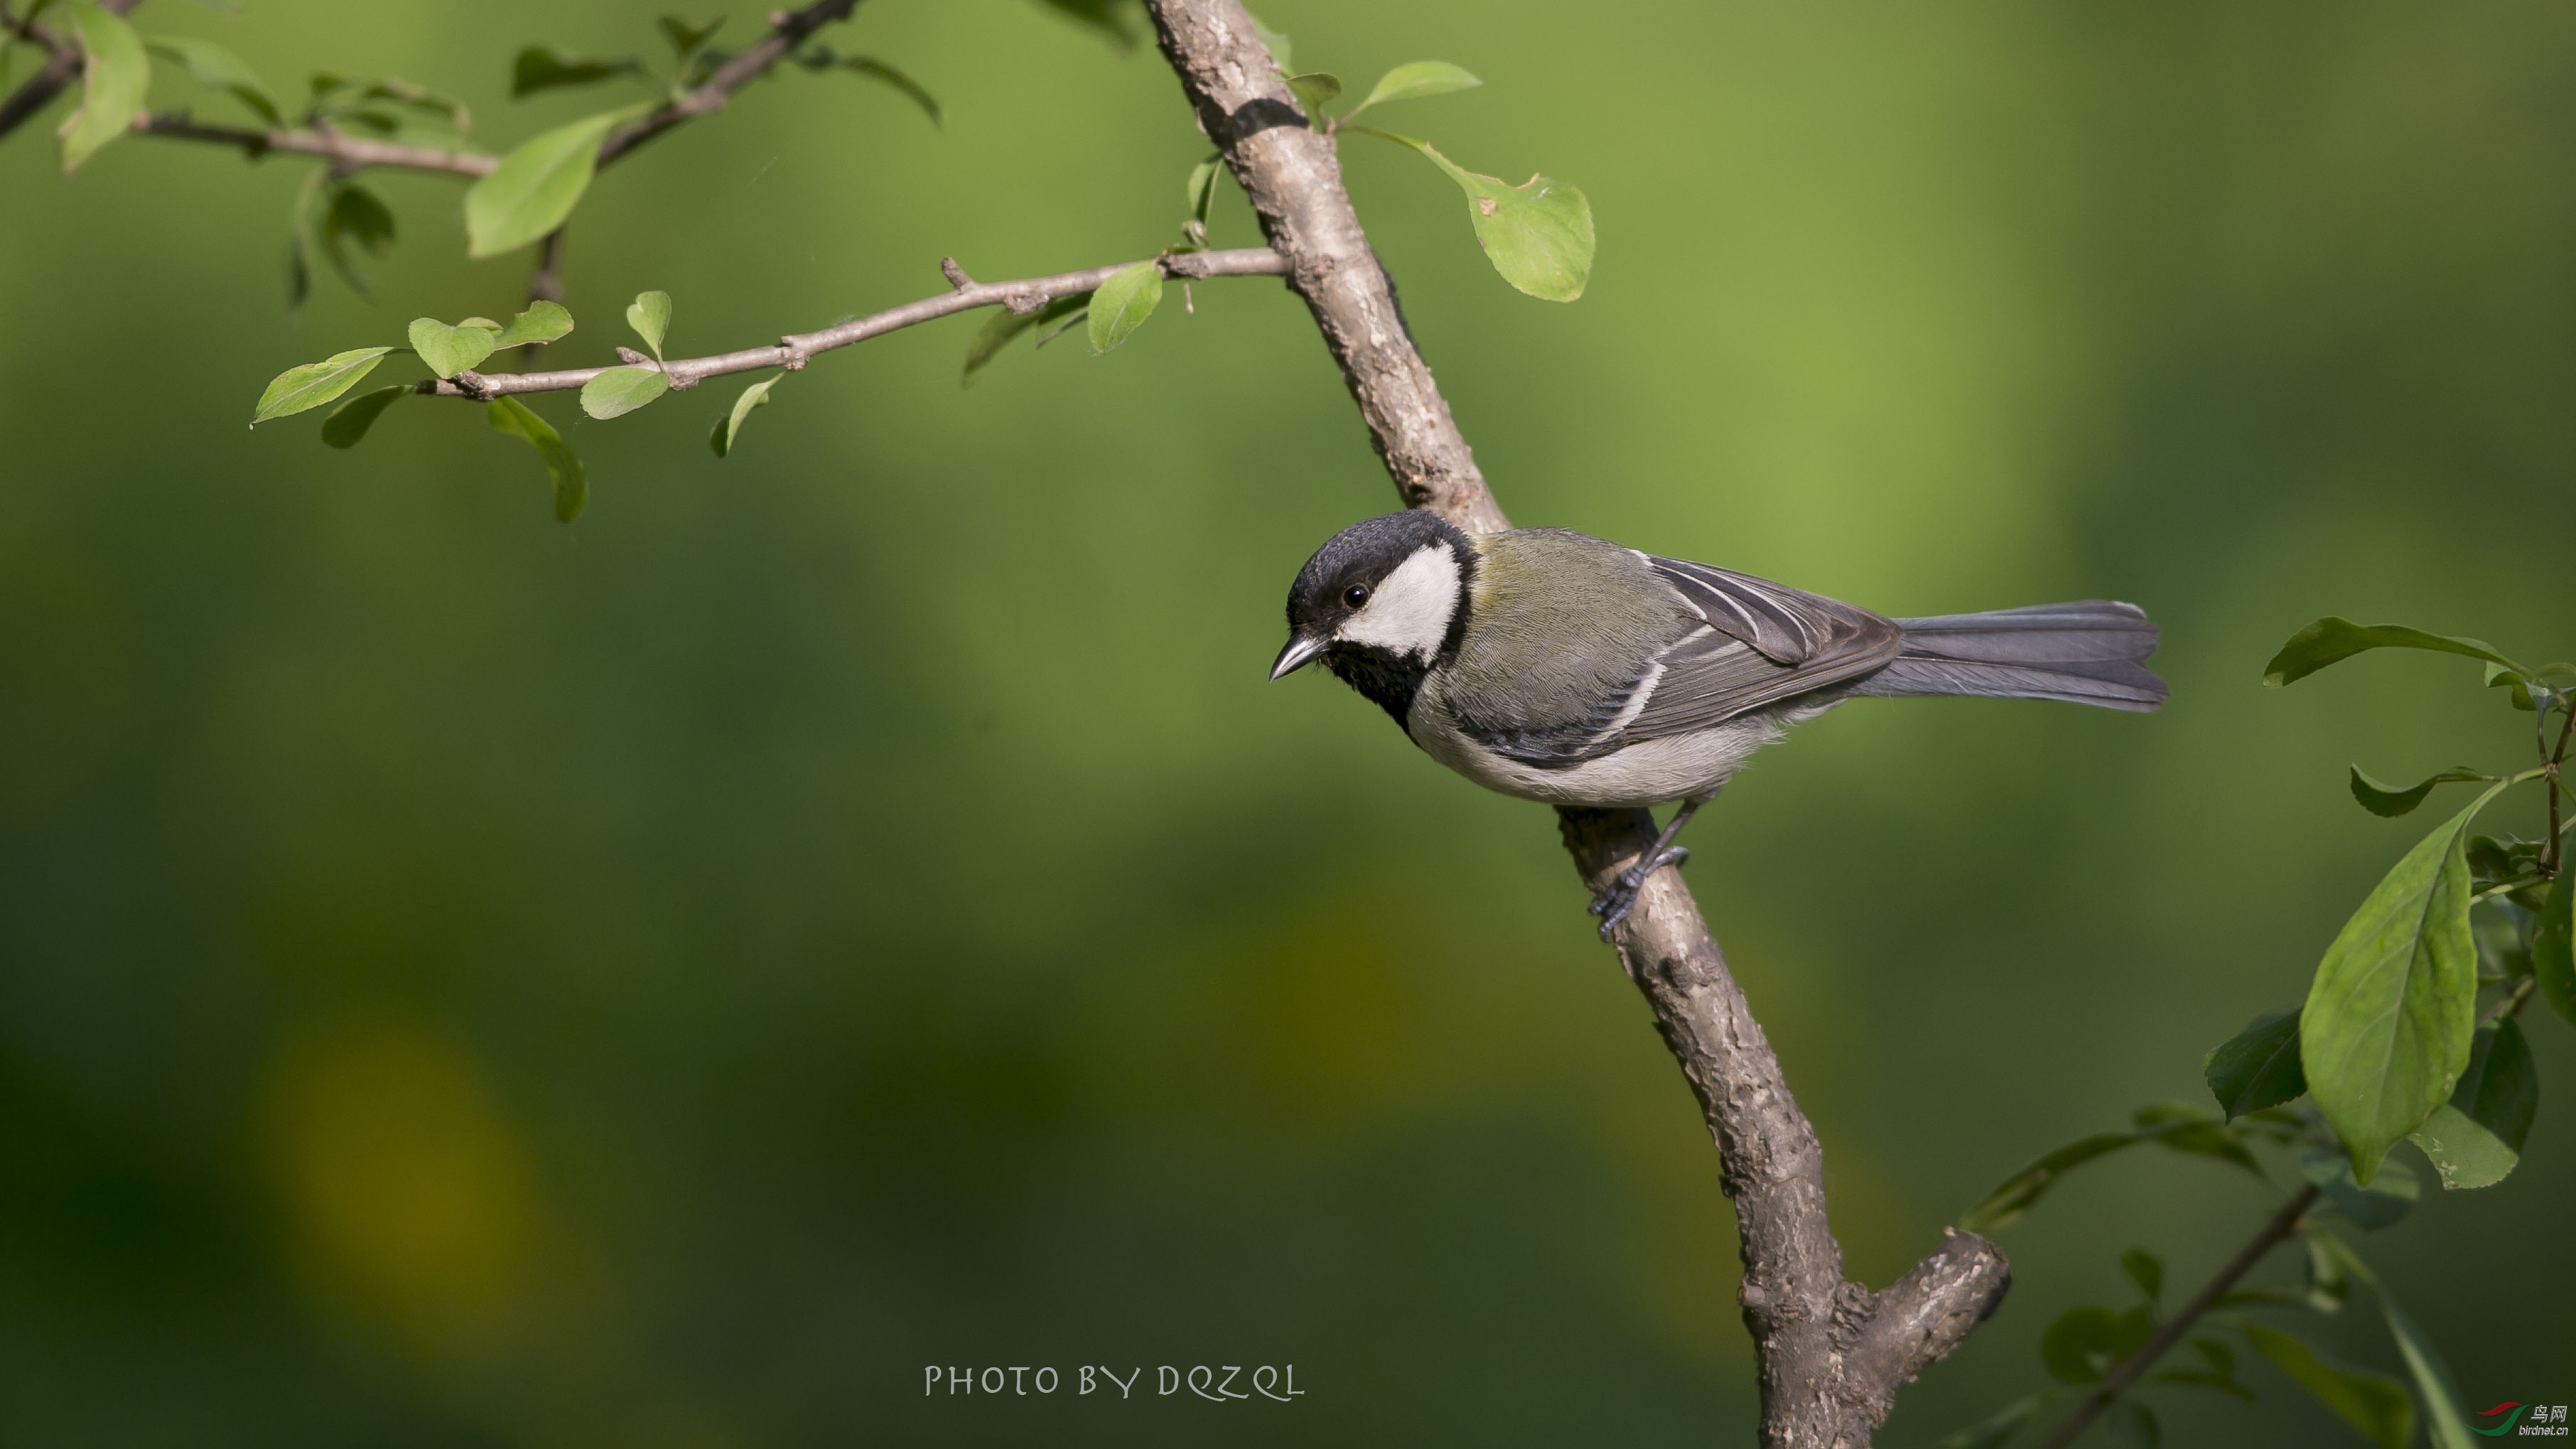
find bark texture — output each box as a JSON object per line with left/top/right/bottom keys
{"left": 1143, "top": 3, "right": 2012, "bottom": 1442}
{"left": 1144, "top": 0, "right": 1507, "bottom": 533}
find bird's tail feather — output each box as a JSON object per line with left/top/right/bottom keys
{"left": 1851, "top": 601, "right": 2167, "bottom": 711}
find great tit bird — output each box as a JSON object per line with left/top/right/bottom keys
{"left": 1272, "top": 511, "right": 2165, "bottom": 933}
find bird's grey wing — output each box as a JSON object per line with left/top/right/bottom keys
{"left": 1460, "top": 558, "right": 1902, "bottom": 768}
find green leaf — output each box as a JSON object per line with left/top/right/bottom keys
{"left": 490, "top": 301, "right": 575, "bottom": 350}
{"left": 1958, "top": 1133, "right": 2143, "bottom": 1234}
{"left": 2302, "top": 789, "right": 2502, "bottom": 1182}
{"left": 463, "top": 108, "right": 635, "bottom": 258}
{"left": 2120, "top": 1248, "right": 2163, "bottom": 1303}
{"left": 841, "top": 57, "right": 941, "bottom": 126}
{"left": 2131, "top": 1101, "right": 2266, "bottom": 1177}
{"left": 657, "top": 15, "right": 724, "bottom": 60}
{"left": 510, "top": 45, "right": 640, "bottom": 98}
{"left": 1345, "top": 60, "right": 1481, "bottom": 120}
{"left": 708, "top": 375, "right": 780, "bottom": 458}
{"left": 1243, "top": 9, "right": 1290, "bottom": 72}
{"left": 2405, "top": 1018, "right": 2536, "bottom": 1189}
{"left": 487, "top": 397, "right": 587, "bottom": 522}
{"left": 319, "top": 384, "right": 408, "bottom": 448}
{"left": 253, "top": 347, "right": 395, "bottom": 425}
{"left": 2304, "top": 1232, "right": 2350, "bottom": 1313}
{"left": 1086, "top": 259, "right": 1163, "bottom": 354}
{"left": 2105, "top": 1399, "right": 2159, "bottom": 1448}
{"left": 960, "top": 293, "right": 1087, "bottom": 387}
{"left": 2263, "top": 618, "right": 2526, "bottom": 689}
{"left": 315, "top": 181, "right": 397, "bottom": 295}
{"left": 2301, "top": 1146, "right": 2420, "bottom": 1230}
{"left": 2535, "top": 858, "right": 2576, "bottom": 1029}
{"left": 1284, "top": 70, "right": 1340, "bottom": 122}
{"left": 581, "top": 366, "right": 670, "bottom": 420}
{"left": 1185, "top": 156, "right": 1221, "bottom": 224}
{"left": 2040, "top": 1304, "right": 2155, "bottom": 1385}
{"left": 145, "top": 33, "right": 281, "bottom": 125}
{"left": 1936, "top": 1391, "right": 2056, "bottom": 1449}
{"left": 1361, "top": 131, "right": 1594, "bottom": 301}
{"left": 2483, "top": 661, "right": 2536, "bottom": 711}
{"left": 355, "top": 76, "right": 472, "bottom": 134}
{"left": 60, "top": 1, "right": 151, "bottom": 173}
{"left": 2206, "top": 1008, "right": 2307, "bottom": 1119}
{"left": 2308, "top": 1234, "right": 2477, "bottom": 1449}
{"left": 2153, "top": 1367, "right": 2256, "bottom": 1402}
{"left": 407, "top": 317, "right": 500, "bottom": 380}
{"left": 625, "top": 290, "right": 672, "bottom": 360}
{"left": 2348, "top": 765, "right": 2494, "bottom": 819}
{"left": 2240, "top": 1325, "right": 2413, "bottom": 1449}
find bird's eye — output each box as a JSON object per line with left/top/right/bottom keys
{"left": 1344, "top": 585, "right": 1370, "bottom": 608}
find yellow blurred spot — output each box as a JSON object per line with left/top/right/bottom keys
{"left": 264, "top": 1019, "right": 536, "bottom": 1360}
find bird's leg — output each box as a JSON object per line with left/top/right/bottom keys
{"left": 1588, "top": 795, "right": 1708, "bottom": 939}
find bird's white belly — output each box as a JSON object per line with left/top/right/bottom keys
{"left": 1406, "top": 702, "right": 1786, "bottom": 808}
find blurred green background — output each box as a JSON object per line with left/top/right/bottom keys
{"left": 4, "top": 0, "right": 2573, "bottom": 1443}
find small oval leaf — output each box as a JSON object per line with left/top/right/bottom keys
{"left": 490, "top": 301, "right": 575, "bottom": 349}
{"left": 407, "top": 316, "right": 500, "bottom": 379}
{"left": 61, "top": 1, "right": 152, "bottom": 173}
{"left": 145, "top": 33, "right": 281, "bottom": 126}
{"left": 709, "top": 375, "right": 781, "bottom": 457}
{"left": 625, "top": 290, "right": 672, "bottom": 358}
{"left": 2204, "top": 1008, "right": 2307, "bottom": 1119}
{"left": 487, "top": 397, "right": 587, "bottom": 522}
{"left": 320, "top": 384, "right": 409, "bottom": 448}
{"left": 1368, "top": 132, "right": 1593, "bottom": 301}
{"left": 581, "top": 365, "right": 670, "bottom": 419}
{"left": 253, "top": 346, "right": 396, "bottom": 425}
{"left": 2406, "top": 1018, "right": 2537, "bottom": 1189}
{"left": 1086, "top": 260, "right": 1163, "bottom": 353}
{"left": 510, "top": 45, "right": 641, "bottom": 98}
{"left": 1349, "top": 60, "right": 1481, "bottom": 117}
{"left": 961, "top": 293, "right": 1087, "bottom": 387}
{"left": 463, "top": 109, "right": 633, "bottom": 258}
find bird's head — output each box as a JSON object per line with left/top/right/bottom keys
{"left": 1273, "top": 512, "right": 1477, "bottom": 716}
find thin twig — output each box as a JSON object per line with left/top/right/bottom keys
{"left": 422, "top": 248, "right": 1290, "bottom": 401}
{"left": 2033, "top": 1183, "right": 2323, "bottom": 1449}
{"left": 596, "top": 0, "right": 861, "bottom": 167}
{"left": 9, "top": 0, "right": 858, "bottom": 183}
{"left": 128, "top": 113, "right": 498, "bottom": 176}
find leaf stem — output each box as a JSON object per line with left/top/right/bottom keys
{"left": 2032, "top": 1184, "right": 2322, "bottom": 1449}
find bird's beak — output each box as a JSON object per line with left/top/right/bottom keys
{"left": 1270, "top": 634, "right": 1328, "bottom": 681}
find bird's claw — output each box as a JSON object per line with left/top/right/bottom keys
{"left": 1588, "top": 846, "right": 1690, "bottom": 939}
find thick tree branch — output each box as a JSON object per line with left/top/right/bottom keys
{"left": 1143, "top": 2, "right": 2010, "bottom": 1442}
{"left": 423, "top": 247, "right": 1288, "bottom": 400}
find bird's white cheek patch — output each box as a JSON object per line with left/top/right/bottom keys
{"left": 1339, "top": 543, "right": 1460, "bottom": 659}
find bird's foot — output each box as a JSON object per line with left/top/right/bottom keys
{"left": 1588, "top": 846, "right": 1690, "bottom": 940}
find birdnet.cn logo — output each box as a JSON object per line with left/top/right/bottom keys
{"left": 2479, "top": 1402, "right": 2570, "bottom": 1437}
